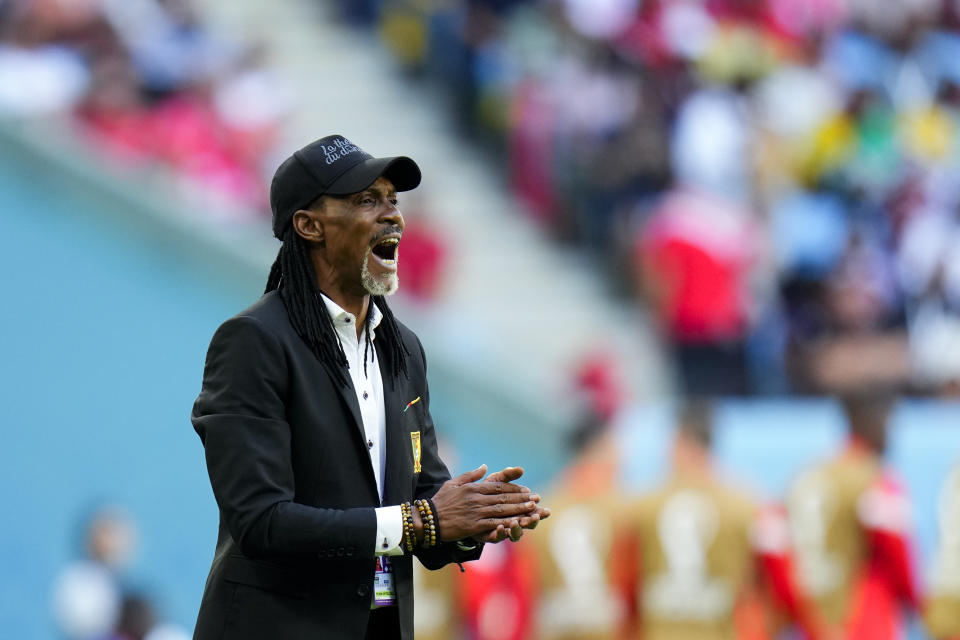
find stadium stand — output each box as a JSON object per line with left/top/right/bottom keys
{"left": 356, "top": 0, "right": 960, "bottom": 398}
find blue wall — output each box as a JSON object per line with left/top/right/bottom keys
{"left": 0, "top": 148, "right": 260, "bottom": 637}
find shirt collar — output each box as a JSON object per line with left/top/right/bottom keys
{"left": 320, "top": 293, "right": 383, "bottom": 334}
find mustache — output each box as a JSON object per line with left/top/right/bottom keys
{"left": 371, "top": 227, "right": 403, "bottom": 244}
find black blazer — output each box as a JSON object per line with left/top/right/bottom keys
{"left": 191, "top": 291, "right": 479, "bottom": 640}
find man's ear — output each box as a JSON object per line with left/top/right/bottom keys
{"left": 292, "top": 208, "right": 324, "bottom": 246}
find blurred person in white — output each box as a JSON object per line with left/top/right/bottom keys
{"left": 924, "top": 461, "right": 960, "bottom": 640}
{"left": 615, "top": 400, "right": 819, "bottom": 640}
{"left": 98, "top": 0, "right": 292, "bottom": 184}
{"left": 671, "top": 82, "right": 753, "bottom": 204}
{"left": 898, "top": 188, "right": 960, "bottom": 395}
{"left": 786, "top": 391, "right": 920, "bottom": 639}
{"left": 559, "top": 0, "right": 637, "bottom": 41}
{"left": 0, "top": 0, "right": 98, "bottom": 115}
{"left": 548, "top": 42, "right": 645, "bottom": 250}
{"left": 51, "top": 505, "right": 138, "bottom": 640}
{"left": 97, "top": 0, "right": 227, "bottom": 97}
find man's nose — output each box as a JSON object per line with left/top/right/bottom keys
{"left": 380, "top": 206, "right": 404, "bottom": 230}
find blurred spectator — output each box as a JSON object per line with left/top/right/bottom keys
{"left": 412, "top": 561, "right": 462, "bottom": 640}
{"left": 614, "top": 400, "right": 815, "bottom": 639}
{"left": 456, "top": 542, "right": 536, "bottom": 640}
{"left": 391, "top": 193, "right": 450, "bottom": 304}
{"left": 51, "top": 505, "right": 137, "bottom": 640}
{"left": 899, "top": 198, "right": 960, "bottom": 395}
{"left": 108, "top": 594, "right": 156, "bottom": 640}
{"left": 571, "top": 349, "right": 625, "bottom": 425}
{"left": 109, "top": 593, "right": 191, "bottom": 640}
{"left": 924, "top": 461, "right": 960, "bottom": 640}
{"left": 671, "top": 84, "right": 753, "bottom": 203}
{"left": 520, "top": 391, "right": 628, "bottom": 639}
{"left": 788, "top": 226, "right": 911, "bottom": 394}
{"left": 411, "top": 511, "right": 535, "bottom": 640}
{"left": 634, "top": 187, "right": 760, "bottom": 395}
{"left": 786, "top": 392, "right": 920, "bottom": 639}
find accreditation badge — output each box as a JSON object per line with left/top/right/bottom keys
{"left": 410, "top": 431, "right": 422, "bottom": 473}
{"left": 374, "top": 556, "right": 397, "bottom": 606}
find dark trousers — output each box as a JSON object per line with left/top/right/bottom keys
{"left": 365, "top": 607, "right": 400, "bottom": 639}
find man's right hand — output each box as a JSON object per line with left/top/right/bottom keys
{"left": 430, "top": 465, "right": 539, "bottom": 542}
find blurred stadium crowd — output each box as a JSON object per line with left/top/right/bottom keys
{"left": 0, "top": 0, "right": 292, "bottom": 216}
{"left": 347, "top": 0, "right": 960, "bottom": 398}
{"left": 12, "top": 0, "right": 960, "bottom": 398}
{"left": 11, "top": 0, "right": 960, "bottom": 398}
{"left": 0, "top": 0, "right": 463, "bottom": 309}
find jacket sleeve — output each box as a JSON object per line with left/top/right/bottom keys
{"left": 192, "top": 314, "right": 377, "bottom": 560}
{"left": 408, "top": 334, "right": 484, "bottom": 569}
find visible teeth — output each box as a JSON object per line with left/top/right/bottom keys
{"left": 372, "top": 236, "right": 399, "bottom": 266}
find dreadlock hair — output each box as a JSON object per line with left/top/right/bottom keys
{"left": 264, "top": 219, "right": 410, "bottom": 389}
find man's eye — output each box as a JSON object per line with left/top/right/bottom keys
{"left": 389, "top": 198, "right": 398, "bottom": 206}
{"left": 361, "top": 197, "right": 375, "bottom": 205}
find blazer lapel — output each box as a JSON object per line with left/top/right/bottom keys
{"left": 377, "top": 340, "right": 408, "bottom": 505}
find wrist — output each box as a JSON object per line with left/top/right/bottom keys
{"left": 410, "top": 503, "right": 425, "bottom": 547}
{"left": 414, "top": 498, "right": 438, "bottom": 548}
{"left": 400, "top": 502, "right": 417, "bottom": 552}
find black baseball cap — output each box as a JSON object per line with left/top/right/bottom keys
{"left": 269, "top": 134, "right": 421, "bottom": 239}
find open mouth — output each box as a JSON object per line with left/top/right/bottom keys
{"left": 370, "top": 236, "right": 399, "bottom": 269}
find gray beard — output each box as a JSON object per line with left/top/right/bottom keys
{"left": 361, "top": 249, "right": 398, "bottom": 297}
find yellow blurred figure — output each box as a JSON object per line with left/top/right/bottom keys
{"left": 899, "top": 105, "right": 956, "bottom": 164}
{"left": 378, "top": 1, "right": 430, "bottom": 69}
{"left": 924, "top": 463, "right": 960, "bottom": 640}
{"left": 801, "top": 112, "right": 856, "bottom": 184}
{"left": 413, "top": 561, "right": 462, "bottom": 640}
{"left": 520, "top": 415, "right": 628, "bottom": 640}
{"left": 786, "top": 393, "right": 919, "bottom": 639}
{"left": 616, "top": 402, "right": 813, "bottom": 640}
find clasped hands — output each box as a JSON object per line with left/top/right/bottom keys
{"left": 424, "top": 464, "right": 550, "bottom": 545}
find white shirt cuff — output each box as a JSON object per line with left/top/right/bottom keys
{"left": 375, "top": 506, "right": 405, "bottom": 556}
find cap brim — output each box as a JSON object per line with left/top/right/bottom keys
{"left": 325, "top": 156, "right": 421, "bottom": 195}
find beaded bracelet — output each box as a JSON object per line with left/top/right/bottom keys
{"left": 400, "top": 502, "right": 416, "bottom": 552}
{"left": 426, "top": 497, "right": 442, "bottom": 543}
{"left": 414, "top": 499, "right": 438, "bottom": 548}
{"left": 414, "top": 499, "right": 435, "bottom": 548}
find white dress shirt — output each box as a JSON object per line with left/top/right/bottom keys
{"left": 321, "top": 295, "right": 405, "bottom": 556}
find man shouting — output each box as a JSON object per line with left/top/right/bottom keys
{"left": 191, "top": 135, "right": 549, "bottom": 640}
